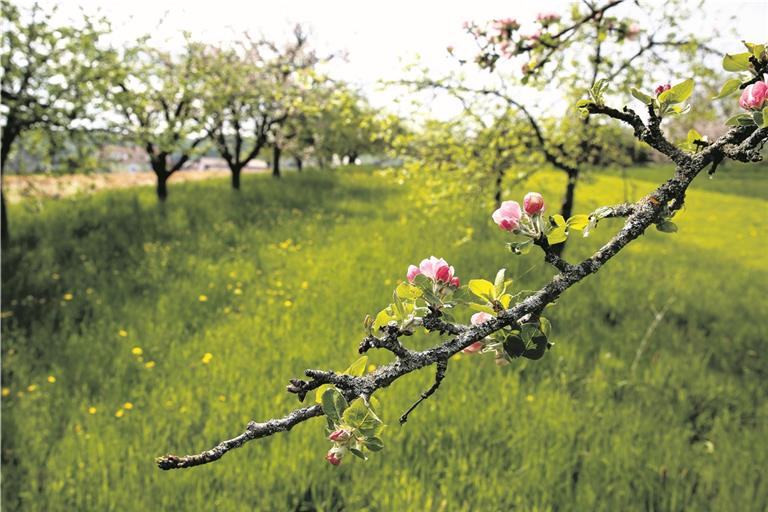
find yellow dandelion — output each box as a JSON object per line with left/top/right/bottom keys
{"left": 300, "top": 281, "right": 309, "bottom": 290}
{"left": 47, "top": 375, "right": 56, "bottom": 384}
{"left": 52, "top": 272, "right": 61, "bottom": 280}
{"left": 367, "top": 364, "right": 377, "bottom": 373}
{"left": 201, "top": 353, "right": 213, "bottom": 364}
{"left": 218, "top": 395, "right": 226, "bottom": 402}
{"left": 144, "top": 360, "right": 156, "bottom": 369}
{"left": 526, "top": 394, "right": 535, "bottom": 403}
{"left": 283, "top": 300, "right": 293, "bottom": 308}
{"left": 131, "top": 347, "right": 143, "bottom": 356}
{"left": 234, "top": 288, "right": 242, "bottom": 295}
{"left": 118, "top": 329, "right": 128, "bottom": 337}
{"left": 27, "top": 384, "right": 38, "bottom": 392}
{"left": 123, "top": 402, "right": 133, "bottom": 410}
{"left": 86, "top": 287, "right": 94, "bottom": 295}
{"left": 115, "top": 409, "right": 124, "bottom": 418}
{"left": 229, "top": 271, "right": 237, "bottom": 278}
{"left": 88, "top": 406, "right": 97, "bottom": 415}
{"left": 1, "top": 387, "right": 10, "bottom": 397}
{"left": 275, "top": 280, "right": 283, "bottom": 288}
{"left": 63, "top": 293, "right": 74, "bottom": 301}
{"left": 223, "top": 307, "right": 232, "bottom": 314}
{"left": 198, "top": 294, "right": 208, "bottom": 302}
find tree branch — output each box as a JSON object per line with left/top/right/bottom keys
{"left": 156, "top": 115, "right": 766, "bottom": 471}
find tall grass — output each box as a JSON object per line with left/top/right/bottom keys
{"left": 2, "top": 164, "right": 766, "bottom": 511}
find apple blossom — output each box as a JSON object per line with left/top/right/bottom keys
{"left": 325, "top": 448, "right": 343, "bottom": 466}
{"left": 655, "top": 83, "right": 671, "bottom": 96}
{"left": 462, "top": 312, "right": 494, "bottom": 354}
{"left": 523, "top": 192, "right": 545, "bottom": 215}
{"left": 492, "top": 201, "right": 522, "bottom": 231}
{"left": 536, "top": 12, "right": 560, "bottom": 25}
{"left": 626, "top": 23, "right": 641, "bottom": 40}
{"left": 407, "top": 265, "right": 421, "bottom": 283}
{"left": 328, "top": 429, "right": 352, "bottom": 442}
{"left": 739, "top": 80, "right": 768, "bottom": 110}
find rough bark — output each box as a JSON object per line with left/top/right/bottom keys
{"left": 272, "top": 145, "right": 281, "bottom": 179}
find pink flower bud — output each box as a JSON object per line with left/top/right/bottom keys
{"left": 435, "top": 265, "right": 453, "bottom": 283}
{"left": 407, "top": 265, "right": 421, "bottom": 283}
{"left": 328, "top": 429, "right": 352, "bottom": 442}
{"left": 739, "top": 81, "right": 768, "bottom": 110}
{"left": 655, "top": 83, "right": 671, "bottom": 96}
{"left": 626, "top": 23, "right": 641, "bottom": 40}
{"left": 462, "top": 342, "right": 484, "bottom": 354}
{"left": 492, "top": 201, "right": 522, "bottom": 231}
{"left": 325, "top": 449, "right": 342, "bottom": 466}
{"left": 470, "top": 312, "right": 493, "bottom": 325}
{"left": 523, "top": 192, "right": 545, "bottom": 215}
{"left": 450, "top": 276, "right": 460, "bottom": 287}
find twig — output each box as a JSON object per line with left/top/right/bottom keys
{"left": 399, "top": 360, "right": 449, "bottom": 425}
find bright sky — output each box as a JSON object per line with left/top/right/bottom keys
{"left": 21, "top": 0, "right": 768, "bottom": 119}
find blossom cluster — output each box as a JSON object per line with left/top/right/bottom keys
{"left": 740, "top": 79, "right": 768, "bottom": 110}
{"left": 492, "top": 192, "right": 545, "bottom": 234}
{"left": 407, "top": 256, "right": 460, "bottom": 288}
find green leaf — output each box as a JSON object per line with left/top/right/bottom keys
{"left": 469, "top": 302, "right": 496, "bottom": 315}
{"left": 722, "top": 52, "right": 752, "bottom": 72}
{"left": 762, "top": 107, "right": 768, "bottom": 128}
{"left": 468, "top": 279, "right": 495, "bottom": 300}
{"left": 396, "top": 282, "right": 422, "bottom": 300}
{"left": 349, "top": 447, "right": 368, "bottom": 460}
{"left": 344, "top": 356, "right": 368, "bottom": 377}
{"left": 343, "top": 399, "right": 382, "bottom": 435}
{"left": 321, "top": 388, "right": 348, "bottom": 426}
{"left": 547, "top": 226, "right": 568, "bottom": 245}
{"left": 315, "top": 384, "right": 332, "bottom": 405}
{"left": 744, "top": 42, "right": 765, "bottom": 59}
{"left": 364, "top": 436, "right": 384, "bottom": 452}
{"left": 372, "top": 307, "right": 394, "bottom": 330}
{"left": 566, "top": 214, "right": 589, "bottom": 231}
{"left": 508, "top": 239, "right": 533, "bottom": 255}
{"left": 724, "top": 113, "right": 754, "bottom": 127}
{"left": 575, "top": 99, "right": 592, "bottom": 107}
{"left": 630, "top": 87, "right": 653, "bottom": 104}
{"left": 551, "top": 214, "right": 566, "bottom": 227}
{"left": 520, "top": 324, "right": 548, "bottom": 360}
{"left": 686, "top": 129, "right": 703, "bottom": 143}
{"left": 712, "top": 78, "right": 742, "bottom": 100}
{"left": 539, "top": 317, "right": 552, "bottom": 338}
{"left": 752, "top": 111, "right": 764, "bottom": 128}
{"left": 493, "top": 268, "right": 507, "bottom": 296}
{"left": 659, "top": 78, "right": 694, "bottom": 104}
{"left": 655, "top": 220, "right": 678, "bottom": 233}
{"left": 503, "top": 334, "right": 525, "bottom": 359}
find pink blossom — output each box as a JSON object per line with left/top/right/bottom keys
{"left": 325, "top": 449, "right": 342, "bottom": 466}
{"left": 493, "top": 17, "right": 520, "bottom": 32}
{"left": 450, "top": 276, "right": 460, "bottom": 287}
{"left": 418, "top": 256, "right": 455, "bottom": 284}
{"left": 655, "top": 83, "right": 671, "bottom": 96}
{"left": 626, "top": 23, "right": 641, "bottom": 40}
{"left": 328, "top": 429, "right": 352, "bottom": 442}
{"left": 462, "top": 342, "right": 484, "bottom": 354}
{"left": 536, "top": 12, "right": 561, "bottom": 25}
{"left": 471, "top": 311, "right": 493, "bottom": 326}
{"left": 492, "top": 201, "right": 522, "bottom": 231}
{"left": 523, "top": 192, "right": 545, "bottom": 215}
{"left": 739, "top": 81, "right": 768, "bottom": 110}
{"left": 407, "top": 265, "right": 421, "bottom": 283}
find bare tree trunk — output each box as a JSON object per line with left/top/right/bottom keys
{"left": 2, "top": 123, "right": 19, "bottom": 243}
{"left": 272, "top": 145, "right": 281, "bottom": 179}
{"left": 294, "top": 155, "right": 303, "bottom": 172}
{"left": 494, "top": 165, "right": 504, "bottom": 209}
{"left": 231, "top": 166, "right": 242, "bottom": 190}
{"left": 552, "top": 169, "right": 580, "bottom": 256}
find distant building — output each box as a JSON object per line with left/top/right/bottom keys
{"left": 182, "top": 156, "right": 269, "bottom": 171}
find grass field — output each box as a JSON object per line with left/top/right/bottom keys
{"left": 2, "top": 163, "right": 767, "bottom": 511}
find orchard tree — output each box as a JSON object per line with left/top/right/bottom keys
{"left": 109, "top": 38, "right": 209, "bottom": 201}
{"left": 405, "top": 0, "right": 721, "bottom": 252}
{"left": 155, "top": 42, "right": 768, "bottom": 470}
{"left": 0, "top": 0, "right": 115, "bottom": 240}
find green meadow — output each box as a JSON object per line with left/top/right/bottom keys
{"left": 2, "top": 164, "right": 767, "bottom": 511}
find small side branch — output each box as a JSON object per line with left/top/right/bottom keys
{"left": 534, "top": 238, "right": 575, "bottom": 273}
{"left": 399, "top": 359, "right": 449, "bottom": 425}
{"left": 156, "top": 405, "right": 323, "bottom": 470}
{"left": 358, "top": 325, "right": 412, "bottom": 358}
